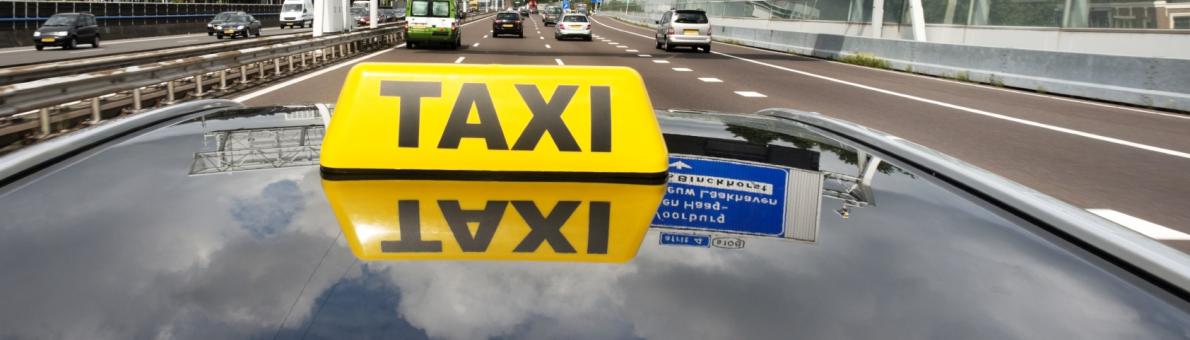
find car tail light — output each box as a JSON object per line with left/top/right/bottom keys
{"left": 666, "top": 27, "right": 674, "bottom": 35}
{"left": 452, "top": 22, "right": 458, "bottom": 30}
{"left": 585, "top": 24, "right": 591, "bottom": 30}
{"left": 708, "top": 25, "right": 712, "bottom": 36}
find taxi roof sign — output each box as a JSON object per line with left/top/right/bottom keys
{"left": 321, "top": 63, "right": 668, "bottom": 183}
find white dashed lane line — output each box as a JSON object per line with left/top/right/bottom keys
{"left": 545, "top": 44, "right": 551, "bottom": 49}
{"left": 626, "top": 49, "right": 639, "bottom": 52}
{"left": 472, "top": 42, "right": 479, "bottom": 47}
{"left": 616, "top": 45, "right": 627, "bottom": 48}
{"left": 483, "top": 34, "right": 488, "bottom": 38}
{"left": 698, "top": 77, "right": 723, "bottom": 83}
{"left": 637, "top": 54, "right": 651, "bottom": 57}
{"left": 555, "top": 58, "right": 565, "bottom": 65}
{"left": 672, "top": 68, "right": 692, "bottom": 72}
{"left": 652, "top": 60, "right": 669, "bottom": 64}
{"left": 454, "top": 56, "right": 465, "bottom": 64}
{"left": 735, "top": 91, "right": 767, "bottom": 98}
{"left": 540, "top": 36, "right": 544, "bottom": 39}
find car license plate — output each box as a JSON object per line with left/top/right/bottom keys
{"left": 683, "top": 29, "right": 699, "bottom": 36}
{"left": 570, "top": 25, "right": 582, "bottom": 29}
{"left": 40, "top": 38, "right": 54, "bottom": 43}
{"left": 412, "top": 23, "right": 426, "bottom": 28}
{"left": 502, "top": 24, "right": 513, "bottom": 28}
{"left": 224, "top": 29, "right": 235, "bottom": 34}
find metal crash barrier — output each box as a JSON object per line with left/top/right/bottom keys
{"left": 0, "top": 24, "right": 405, "bottom": 153}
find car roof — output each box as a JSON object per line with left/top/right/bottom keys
{"left": 1, "top": 102, "right": 1189, "bottom": 338}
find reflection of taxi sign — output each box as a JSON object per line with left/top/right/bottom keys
{"left": 323, "top": 180, "right": 665, "bottom": 262}
{"left": 321, "top": 63, "right": 667, "bottom": 183}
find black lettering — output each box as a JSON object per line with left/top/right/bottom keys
{"left": 590, "top": 86, "right": 611, "bottom": 152}
{"left": 438, "top": 83, "right": 508, "bottom": 150}
{"left": 439, "top": 200, "right": 507, "bottom": 252}
{"left": 380, "top": 200, "right": 442, "bottom": 253}
{"left": 512, "top": 201, "right": 578, "bottom": 253}
{"left": 512, "top": 84, "right": 580, "bottom": 151}
{"left": 587, "top": 201, "right": 610, "bottom": 254}
{"left": 380, "top": 81, "right": 441, "bottom": 148}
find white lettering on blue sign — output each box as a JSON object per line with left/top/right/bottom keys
{"left": 652, "top": 155, "right": 791, "bottom": 237}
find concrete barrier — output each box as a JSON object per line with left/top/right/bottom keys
{"left": 604, "top": 13, "right": 1190, "bottom": 112}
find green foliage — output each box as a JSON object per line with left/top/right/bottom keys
{"left": 955, "top": 71, "right": 971, "bottom": 82}
{"left": 989, "top": 74, "right": 1004, "bottom": 87}
{"left": 838, "top": 53, "right": 890, "bottom": 70}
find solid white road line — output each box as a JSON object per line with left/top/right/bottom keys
{"left": 555, "top": 58, "right": 565, "bottom": 65}
{"left": 699, "top": 77, "right": 723, "bottom": 83}
{"left": 454, "top": 56, "right": 466, "bottom": 63}
{"left": 1089, "top": 209, "right": 1190, "bottom": 240}
{"left": 652, "top": 60, "right": 669, "bottom": 64}
{"left": 672, "top": 67, "right": 692, "bottom": 72}
{"left": 735, "top": 91, "right": 767, "bottom": 98}
{"left": 588, "top": 15, "right": 1190, "bottom": 160}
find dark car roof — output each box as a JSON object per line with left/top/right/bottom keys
{"left": 1, "top": 102, "right": 1189, "bottom": 339}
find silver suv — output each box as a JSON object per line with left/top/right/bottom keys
{"left": 654, "top": 9, "right": 711, "bottom": 53}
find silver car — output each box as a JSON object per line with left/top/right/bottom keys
{"left": 655, "top": 9, "right": 711, "bottom": 53}
{"left": 554, "top": 14, "right": 592, "bottom": 41}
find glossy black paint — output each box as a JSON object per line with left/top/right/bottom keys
{"left": 0, "top": 106, "right": 1188, "bottom": 339}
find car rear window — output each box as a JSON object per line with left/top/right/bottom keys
{"left": 497, "top": 13, "right": 519, "bottom": 20}
{"left": 674, "top": 11, "right": 708, "bottom": 23}
{"left": 562, "top": 15, "right": 587, "bottom": 22}
{"left": 411, "top": 0, "right": 452, "bottom": 17}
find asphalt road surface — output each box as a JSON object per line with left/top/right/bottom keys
{"left": 235, "top": 14, "right": 1190, "bottom": 252}
{"left": 0, "top": 26, "right": 312, "bottom": 67}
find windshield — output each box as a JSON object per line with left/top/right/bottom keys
{"left": 497, "top": 13, "right": 519, "bottom": 20}
{"left": 224, "top": 15, "right": 250, "bottom": 23}
{"left": 674, "top": 11, "right": 709, "bottom": 23}
{"left": 351, "top": 7, "right": 368, "bottom": 16}
{"left": 43, "top": 15, "right": 77, "bottom": 26}
{"left": 562, "top": 15, "right": 588, "bottom": 22}
{"left": 281, "top": 4, "right": 303, "bottom": 12}
{"left": 548, "top": 7, "right": 562, "bottom": 14}
{"left": 409, "top": 0, "right": 451, "bottom": 17}
{"left": 212, "top": 12, "right": 235, "bottom": 21}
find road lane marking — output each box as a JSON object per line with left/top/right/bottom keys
{"left": 67, "top": 48, "right": 104, "bottom": 54}
{"left": 483, "top": 34, "right": 488, "bottom": 38}
{"left": 607, "top": 42, "right": 617, "bottom": 45}
{"left": 652, "top": 60, "right": 669, "bottom": 64}
{"left": 472, "top": 42, "right": 479, "bottom": 47}
{"left": 699, "top": 77, "right": 723, "bottom": 83}
{"left": 588, "top": 15, "right": 1190, "bottom": 160}
{"left": 540, "top": 36, "right": 544, "bottom": 40}
{"left": 454, "top": 56, "right": 465, "bottom": 64}
{"left": 637, "top": 54, "right": 651, "bottom": 57}
{"left": 545, "top": 44, "right": 551, "bottom": 49}
{"left": 735, "top": 91, "right": 767, "bottom": 98}
{"left": 626, "top": 49, "right": 639, "bottom": 52}
{"left": 1089, "top": 209, "right": 1190, "bottom": 240}
{"left": 616, "top": 45, "right": 627, "bottom": 48}
{"left": 672, "top": 67, "right": 692, "bottom": 72}
{"left": 555, "top": 58, "right": 565, "bottom": 65}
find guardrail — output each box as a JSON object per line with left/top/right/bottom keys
{"left": 0, "top": 30, "right": 314, "bottom": 84}
{"left": 0, "top": 24, "right": 404, "bottom": 151}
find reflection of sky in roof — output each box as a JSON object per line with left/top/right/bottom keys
{"left": 233, "top": 180, "right": 305, "bottom": 239}
{"left": 1, "top": 110, "right": 1188, "bottom": 339}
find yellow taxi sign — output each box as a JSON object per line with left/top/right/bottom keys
{"left": 323, "top": 180, "right": 665, "bottom": 262}
{"left": 321, "top": 63, "right": 667, "bottom": 183}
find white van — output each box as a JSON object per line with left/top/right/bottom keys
{"left": 280, "top": 0, "right": 314, "bottom": 29}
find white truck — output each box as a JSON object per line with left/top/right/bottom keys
{"left": 279, "top": 0, "right": 314, "bottom": 28}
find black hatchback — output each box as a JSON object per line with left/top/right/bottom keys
{"left": 491, "top": 11, "right": 523, "bottom": 38}
{"left": 33, "top": 13, "right": 99, "bottom": 51}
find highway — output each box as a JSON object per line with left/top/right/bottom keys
{"left": 0, "top": 27, "right": 312, "bottom": 68}
{"left": 234, "top": 13, "right": 1190, "bottom": 251}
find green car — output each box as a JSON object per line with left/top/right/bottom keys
{"left": 405, "top": 0, "right": 461, "bottom": 49}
